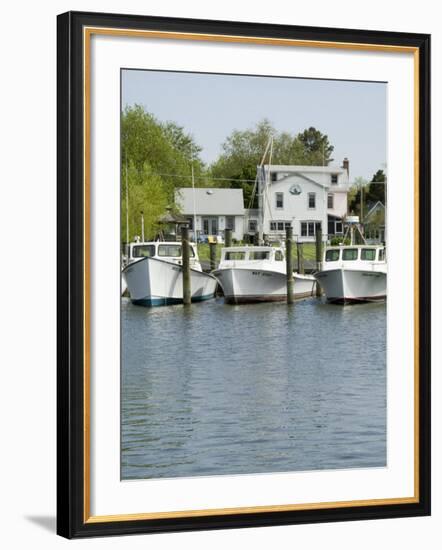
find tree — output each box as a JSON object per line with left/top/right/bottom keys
{"left": 209, "top": 120, "right": 334, "bottom": 206}
{"left": 349, "top": 169, "right": 387, "bottom": 219}
{"left": 121, "top": 105, "right": 205, "bottom": 199}
{"left": 121, "top": 161, "right": 169, "bottom": 242}
{"left": 366, "top": 169, "right": 387, "bottom": 204}
{"left": 120, "top": 105, "right": 212, "bottom": 243}
{"left": 297, "top": 127, "right": 334, "bottom": 165}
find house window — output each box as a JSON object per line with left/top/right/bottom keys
{"left": 270, "top": 221, "right": 291, "bottom": 231}
{"left": 226, "top": 216, "right": 235, "bottom": 231}
{"left": 331, "top": 174, "right": 338, "bottom": 184}
{"left": 308, "top": 192, "right": 316, "bottom": 209}
{"left": 301, "top": 221, "right": 321, "bottom": 237}
{"left": 335, "top": 221, "right": 343, "bottom": 234}
{"left": 275, "top": 192, "right": 284, "bottom": 209}
{"left": 248, "top": 219, "right": 257, "bottom": 232}
{"left": 327, "top": 193, "right": 334, "bottom": 209}
{"left": 271, "top": 172, "right": 278, "bottom": 182}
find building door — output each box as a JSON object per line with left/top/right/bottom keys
{"left": 202, "top": 217, "right": 218, "bottom": 235}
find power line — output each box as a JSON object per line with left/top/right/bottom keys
{"left": 151, "top": 172, "right": 258, "bottom": 184}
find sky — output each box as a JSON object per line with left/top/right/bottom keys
{"left": 122, "top": 69, "right": 386, "bottom": 183}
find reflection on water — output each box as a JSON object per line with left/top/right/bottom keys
{"left": 121, "top": 298, "right": 386, "bottom": 480}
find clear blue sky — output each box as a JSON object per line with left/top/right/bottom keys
{"left": 122, "top": 69, "right": 386, "bottom": 182}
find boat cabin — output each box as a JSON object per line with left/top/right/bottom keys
{"left": 323, "top": 245, "right": 386, "bottom": 266}
{"left": 124, "top": 241, "right": 201, "bottom": 271}
{"left": 219, "top": 246, "right": 285, "bottom": 266}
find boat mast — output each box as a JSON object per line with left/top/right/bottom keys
{"left": 257, "top": 136, "right": 273, "bottom": 245}
{"left": 125, "top": 155, "right": 129, "bottom": 245}
{"left": 191, "top": 162, "right": 197, "bottom": 242}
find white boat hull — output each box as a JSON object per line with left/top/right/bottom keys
{"left": 123, "top": 257, "right": 217, "bottom": 306}
{"left": 213, "top": 268, "right": 316, "bottom": 304}
{"left": 315, "top": 268, "right": 386, "bottom": 303}
{"left": 121, "top": 272, "right": 128, "bottom": 296}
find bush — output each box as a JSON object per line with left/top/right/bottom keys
{"left": 330, "top": 237, "right": 350, "bottom": 246}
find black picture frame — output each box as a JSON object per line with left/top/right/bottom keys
{"left": 57, "top": 10, "right": 431, "bottom": 539}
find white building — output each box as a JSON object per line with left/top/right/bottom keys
{"left": 175, "top": 187, "right": 245, "bottom": 241}
{"left": 246, "top": 159, "right": 351, "bottom": 242}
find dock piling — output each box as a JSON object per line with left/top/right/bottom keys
{"left": 286, "top": 227, "right": 294, "bottom": 304}
{"left": 209, "top": 242, "right": 217, "bottom": 271}
{"left": 181, "top": 226, "right": 191, "bottom": 305}
{"left": 315, "top": 224, "right": 323, "bottom": 297}
{"left": 225, "top": 228, "right": 232, "bottom": 248}
{"left": 297, "top": 241, "right": 304, "bottom": 275}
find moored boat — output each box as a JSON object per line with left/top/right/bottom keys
{"left": 314, "top": 244, "right": 387, "bottom": 304}
{"left": 122, "top": 241, "right": 217, "bottom": 306}
{"left": 213, "top": 245, "right": 316, "bottom": 304}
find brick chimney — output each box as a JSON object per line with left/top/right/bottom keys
{"left": 342, "top": 157, "right": 349, "bottom": 176}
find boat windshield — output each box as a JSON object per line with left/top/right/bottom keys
{"left": 275, "top": 250, "right": 284, "bottom": 261}
{"left": 225, "top": 251, "right": 245, "bottom": 261}
{"left": 249, "top": 251, "right": 270, "bottom": 260}
{"left": 132, "top": 244, "right": 155, "bottom": 258}
{"left": 361, "top": 248, "right": 376, "bottom": 261}
{"left": 158, "top": 244, "right": 195, "bottom": 258}
{"left": 325, "top": 249, "right": 340, "bottom": 262}
{"left": 342, "top": 249, "right": 358, "bottom": 261}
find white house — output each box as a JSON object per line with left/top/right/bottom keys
{"left": 175, "top": 187, "right": 245, "bottom": 241}
{"left": 245, "top": 159, "right": 351, "bottom": 242}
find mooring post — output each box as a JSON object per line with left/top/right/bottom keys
{"left": 315, "top": 223, "right": 323, "bottom": 297}
{"left": 297, "top": 241, "right": 304, "bottom": 275}
{"left": 225, "top": 228, "right": 232, "bottom": 248}
{"left": 209, "top": 241, "right": 217, "bottom": 271}
{"left": 181, "top": 226, "right": 191, "bottom": 305}
{"left": 286, "top": 226, "right": 294, "bottom": 304}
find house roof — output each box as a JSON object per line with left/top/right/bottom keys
{"left": 265, "top": 164, "right": 347, "bottom": 175}
{"left": 364, "top": 201, "right": 385, "bottom": 221}
{"left": 176, "top": 187, "right": 245, "bottom": 216}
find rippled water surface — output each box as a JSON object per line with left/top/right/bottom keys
{"left": 121, "top": 298, "right": 386, "bottom": 480}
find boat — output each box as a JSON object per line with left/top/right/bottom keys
{"left": 213, "top": 245, "right": 316, "bottom": 304}
{"left": 314, "top": 217, "right": 387, "bottom": 304}
{"left": 122, "top": 241, "right": 217, "bottom": 306}
{"left": 314, "top": 244, "right": 386, "bottom": 304}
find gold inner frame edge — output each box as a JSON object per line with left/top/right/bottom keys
{"left": 82, "top": 26, "right": 421, "bottom": 524}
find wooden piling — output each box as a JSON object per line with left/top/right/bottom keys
{"left": 181, "top": 226, "right": 191, "bottom": 305}
{"left": 225, "top": 228, "right": 232, "bottom": 248}
{"left": 297, "top": 241, "right": 304, "bottom": 275}
{"left": 286, "top": 227, "right": 294, "bottom": 304}
{"left": 209, "top": 242, "right": 217, "bottom": 271}
{"left": 315, "top": 224, "right": 323, "bottom": 297}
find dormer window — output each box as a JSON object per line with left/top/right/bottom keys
{"left": 331, "top": 174, "right": 338, "bottom": 184}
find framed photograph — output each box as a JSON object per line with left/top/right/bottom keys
{"left": 57, "top": 11, "right": 431, "bottom": 538}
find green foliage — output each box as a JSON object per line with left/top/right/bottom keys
{"left": 330, "top": 237, "right": 351, "bottom": 246}
{"left": 121, "top": 105, "right": 211, "bottom": 244}
{"left": 121, "top": 162, "right": 169, "bottom": 242}
{"left": 349, "top": 170, "right": 387, "bottom": 219}
{"left": 209, "top": 119, "right": 334, "bottom": 206}
{"left": 297, "top": 127, "right": 334, "bottom": 165}
{"left": 121, "top": 105, "right": 206, "bottom": 200}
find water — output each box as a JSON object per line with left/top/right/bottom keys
{"left": 121, "top": 298, "right": 386, "bottom": 480}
